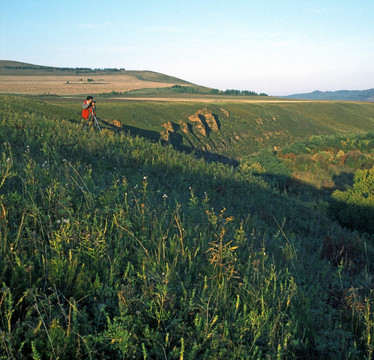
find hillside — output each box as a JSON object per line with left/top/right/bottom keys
{"left": 0, "top": 60, "right": 191, "bottom": 82}
{"left": 60, "top": 99, "right": 374, "bottom": 163}
{"left": 1, "top": 94, "right": 374, "bottom": 358}
{"left": 284, "top": 88, "right": 374, "bottom": 102}
{"left": 0, "top": 60, "right": 196, "bottom": 95}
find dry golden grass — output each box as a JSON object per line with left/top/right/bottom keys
{"left": 0, "top": 74, "right": 178, "bottom": 95}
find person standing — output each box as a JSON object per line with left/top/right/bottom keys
{"left": 82, "top": 95, "right": 96, "bottom": 120}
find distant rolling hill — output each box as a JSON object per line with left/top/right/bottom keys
{"left": 284, "top": 88, "right": 374, "bottom": 102}
{"left": 0, "top": 60, "right": 192, "bottom": 84}
{"left": 0, "top": 60, "right": 201, "bottom": 95}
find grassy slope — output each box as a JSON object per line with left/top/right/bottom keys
{"left": 1, "top": 95, "right": 374, "bottom": 359}
{"left": 61, "top": 99, "right": 374, "bottom": 160}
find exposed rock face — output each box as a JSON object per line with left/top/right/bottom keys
{"left": 160, "top": 121, "right": 184, "bottom": 145}
{"left": 162, "top": 121, "right": 175, "bottom": 132}
{"left": 188, "top": 114, "right": 208, "bottom": 136}
{"left": 188, "top": 108, "right": 220, "bottom": 136}
{"left": 179, "top": 121, "right": 190, "bottom": 134}
{"left": 201, "top": 109, "right": 219, "bottom": 131}
{"left": 111, "top": 119, "right": 122, "bottom": 128}
{"left": 160, "top": 108, "right": 221, "bottom": 143}
{"left": 160, "top": 121, "right": 175, "bottom": 142}
{"left": 160, "top": 130, "right": 170, "bottom": 142}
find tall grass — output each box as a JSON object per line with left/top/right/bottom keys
{"left": 0, "top": 95, "right": 373, "bottom": 359}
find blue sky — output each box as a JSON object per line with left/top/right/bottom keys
{"left": 1, "top": 0, "right": 373, "bottom": 95}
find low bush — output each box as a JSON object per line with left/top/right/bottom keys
{"left": 331, "top": 166, "right": 374, "bottom": 233}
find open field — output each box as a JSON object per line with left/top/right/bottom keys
{"left": 0, "top": 75, "right": 187, "bottom": 95}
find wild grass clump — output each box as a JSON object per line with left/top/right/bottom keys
{"left": 1, "top": 95, "right": 374, "bottom": 359}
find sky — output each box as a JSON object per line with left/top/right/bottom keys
{"left": 1, "top": 0, "right": 374, "bottom": 95}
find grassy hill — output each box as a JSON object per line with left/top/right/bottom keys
{"left": 1, "top": 94, "right": 374, "bottom": 358}
{"left": 0, "top": 60, "right": 198, "bottom": 96}
{"left": 58, "top": 98, "right": 374, "bottom": 162}
{"left": 0, "top": 60, "right": 192, "bottom": 84}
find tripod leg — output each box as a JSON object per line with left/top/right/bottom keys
{"left": 83, "top": 118, "right": 90, "bottom": 130}
{"left": 93, "top": 115, "right": 101, "bottom": 131}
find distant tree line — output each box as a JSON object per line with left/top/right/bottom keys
{"left": 1, "top": 66, "right": 126, "bottom": 73}
{"left": 171, "top": 85, "right": 267, "bottom": 96}
{"left": 171, "top": 85, "right": 202, "bottom": 94}
{"left": 210, "top": 88, "right": 268, "bottom": 96}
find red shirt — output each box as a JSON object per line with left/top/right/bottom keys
{"left": 82, "top": 100, "right": 96, "bottom": 119}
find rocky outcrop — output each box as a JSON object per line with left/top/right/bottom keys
{"left": 179, "top": 121, "right": 191, "bottom": 134}
{"left": 160, "top": 121, "right": 176, "bottom": 142}
{"left": 111, "top": 119, "right": 122, "bottom": 128}
{"left": 188, "top": 108, "right": 220, "bottom": 136}
{"left": 160, "top": 121, "right": 183, "bottom": 145}
{"left": 162, "top": 121, "right": 175, "bottom": 132}
{"left": 160, "top": 108, "right": 221, "bottom": 144}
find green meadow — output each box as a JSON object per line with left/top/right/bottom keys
{"left": 1, "top": 95, "right": 374, "bottom": 359}
{"left": 65, "top": 98, "right": 374, "bottom": 159}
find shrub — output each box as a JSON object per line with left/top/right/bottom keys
{"left": 281, "top": 141, "right": 310, "bottom": 155}
{"left": 331, "top": 166, "right": 374, "bottom": 233}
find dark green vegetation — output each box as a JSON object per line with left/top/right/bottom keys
{"left": 1, "top": 95, "right": 374, "bottom": 359}
{"left": 285, "top": 89, "right": 374, "bottom": 102}
{"left": 331, "top": 166, "right": 374, "bottom": 233}
{"left": 242, "top": 132, "right": 374, "bottom": 232}
{"left": 112, "top": 86, "right": 268, "bottom": 97}
{"left": 167, "top": 86, "right": 267, "bottom": 97}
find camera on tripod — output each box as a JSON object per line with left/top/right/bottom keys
{"left": 83, "top": 96, "right": 101, "bottom": 131}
